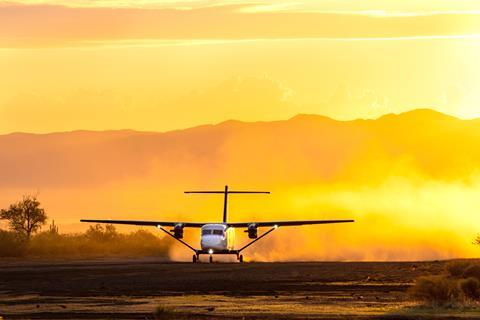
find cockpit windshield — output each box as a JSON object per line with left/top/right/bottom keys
{"left": 202, "top": 229, "right": 224, "bottom": 236}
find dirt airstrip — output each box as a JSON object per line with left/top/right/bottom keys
{"left": 1, "top": 258, "right": 479, "bottom": 319}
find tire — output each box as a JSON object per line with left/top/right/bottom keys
{"left": 209, "top": 255, "right": 213, "bottom": 263}
{"left": 192, "top": 255, "right": 197, "bottom": 263}
{"left": 239, "top": 255, "right": 244, "bottom": 263}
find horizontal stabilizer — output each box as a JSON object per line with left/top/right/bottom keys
{"left": 185, "top": 190, "right": 269, "bottom": 194}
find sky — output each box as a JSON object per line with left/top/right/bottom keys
{"left": 1, "top": 0, "right": 480, "bottom": 133}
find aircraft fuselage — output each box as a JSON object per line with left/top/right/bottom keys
{"left": 200, "top": 224, "right": 235, "bottom": 251}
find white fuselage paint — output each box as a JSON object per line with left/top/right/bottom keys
{"left": 200, "top": 224, "right": 235, "bottom": 251}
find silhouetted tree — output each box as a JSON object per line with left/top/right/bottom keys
{"left": 0, "top": 195, "right": 47, "bottom": 239}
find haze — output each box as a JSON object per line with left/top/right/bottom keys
{"left": 1, "top": 110, "right": 480, "bottom": 261}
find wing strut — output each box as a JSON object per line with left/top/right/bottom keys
{"left": 157, "top": 226, "right": 197, "bottom": 253}
{"left": 238, "top": 226, "right": 277, "bottom": 252}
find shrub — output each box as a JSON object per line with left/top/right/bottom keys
{"left": 0, "top": 230, "right": 27, "bottom": 257}
{"left": 154, "top": 305, "right": 177, "bottom": 320}
{"left": 410, "top": 261, "right": 480, "bottom": 306}
{"left": 1, "top": 224, "right": 172, "bottom": 259}
{"left": 459, "top": 277, "right": 480, "bottom": 300}
{"left": 445, "top": 260, "right": 473, "bottom": 278}
{"left": 85, "top": 224, "right": 119, "bottom": 242}
{"left": 409, "top": 276, "right": 459, "bottom": 305}
{"left": 462, "top": 264, "right": 480, "bottom": 281}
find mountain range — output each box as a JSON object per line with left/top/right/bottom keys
{"left": 0, "top": 109, "right": 478, "bottom": 188}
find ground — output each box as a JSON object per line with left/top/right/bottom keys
{"left": 1, "top": 258, "right": 479, "bottom": 319}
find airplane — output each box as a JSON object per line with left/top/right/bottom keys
{"left": 81, "top": 185, "right": 354, "bottom": 263}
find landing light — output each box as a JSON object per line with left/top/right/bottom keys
{"left": 274, "top": 224, "right": 278, "bottom": 229}
{"left": 157, "top": 225, "right": 162, "bottom": 229}
{"left": 208, "top": 249, "right": 214, "bottom": 254}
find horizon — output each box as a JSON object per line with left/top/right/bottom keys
{"left": 0, "top": 107, "right": 473, "bottom": 135}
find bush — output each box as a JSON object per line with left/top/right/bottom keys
{"left": 445, "top": 260, "right": 473, "bottom": 278}
{"left": 409, "top": 276, "right": 459, "bottom": 305}
{"left": 0, "top": 230, "right": 27, "bottom": 257}
{"left": 0, "top": 224, "right": 172, "bottom": 259}
{"left": 85, "top": 224, "right": 119, "bottom": 242}
{"left": 462, "top": 264, "right": 480, "bottom": 281}
{"left": 154, "top": 305, "right": 176, "bottom": 320}
{"left": 459, "top": 277, "right": 480, "bottom": 300}
{"left": 410, "top": 260, "right": 480, "bottom": 306}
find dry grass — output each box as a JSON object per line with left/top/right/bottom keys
{"left": 154, "top": 305, "right": 180, "bottom": 320}
{"left": 0, "top": 230, "right": 27, "bottom": 256}
{"left": 459, "top": 277, "right": 480, "bottom": 300}
{"left": 0, "top": 224, "right": 172, "bottom": 259}
{"left": 409, "top": 260, "right": 480, "bottom": 306}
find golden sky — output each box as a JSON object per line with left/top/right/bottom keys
{"left": 1, "top": 0, "right": 480, "bottom": 133}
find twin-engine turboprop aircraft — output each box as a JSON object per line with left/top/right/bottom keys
{"left": 81, "top": 186, "right": 354, "bottom": 262}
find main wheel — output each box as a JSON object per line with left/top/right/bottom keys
{"left": 209, "top": 255, "right": 213, "bottom": 263}
{"left": 192, "top": 255, "right": 197, "bottom": 263}
{"left": 239, "top": 255, "right": 244, "bottom": 263}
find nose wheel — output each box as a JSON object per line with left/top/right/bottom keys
{"left": 190, "top": 251, "right": 250, "bottom": 263}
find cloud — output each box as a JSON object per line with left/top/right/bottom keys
{"left": 0, "top": 89, "right": 134, "bottom": 133}
{"left": 315, "top": 84, "right": 392, "bottom": 120}
{"left": 0, "top": 76, "right": 297, "bottom": 133}
{"left": 2, "top": 3, "right": 480, "bottom": 47}
{"left": 170, "top": 76, "right": 296, "bottom": 123}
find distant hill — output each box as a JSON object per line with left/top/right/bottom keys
{"left": 0, "top": 108, "right": 479, "bottom": 188}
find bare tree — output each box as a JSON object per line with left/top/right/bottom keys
{"left": 0, "top": 195, "right": 47, "bottom": 239}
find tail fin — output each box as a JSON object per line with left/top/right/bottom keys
{"left": 184, "top": 185, "right": 269, "bottom": 223}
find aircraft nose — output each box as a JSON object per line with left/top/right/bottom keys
{"left": 201, "top": 235, "right": 223, "bottom": 250}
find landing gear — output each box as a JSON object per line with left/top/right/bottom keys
{"left": 190, "top": 225, "right": 278, "bottom": 264}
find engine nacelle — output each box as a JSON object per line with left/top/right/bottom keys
{"left": 172, "top": 224, "right": 184, "bottom": 239}
{"left": 246, "top": 224, "right": 257, "bottom": 239}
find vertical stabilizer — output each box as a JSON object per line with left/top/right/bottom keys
{"left": 223, "top": 185, "right": 229, "bottom": 223}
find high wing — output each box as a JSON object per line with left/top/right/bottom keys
{"left": 80, "top": 219, "right": 208, "bottom": 228}
{"left": 80, "top": 219, "right": 354, "bottom": 228}
{"left": 226, "top": 219, "right": 354, "bottom": 228}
